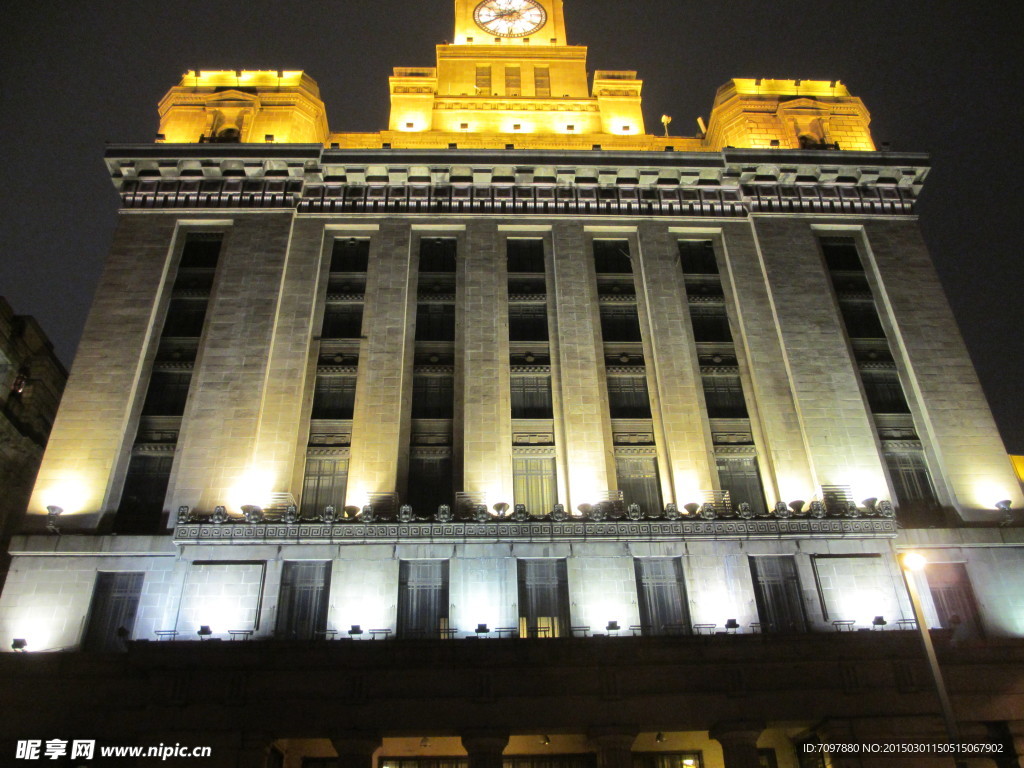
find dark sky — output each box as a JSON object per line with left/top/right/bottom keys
{"left": 2, "top": 1, "right": 1022, "bottom": 451}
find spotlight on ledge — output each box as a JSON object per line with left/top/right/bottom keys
{"left": 724, "top": 618, "right": 740, "bottom": 634}
{"left": 46, "top": 505, "right": 63, "bottom": 535}
{"left": 349, "top": 624, "right": 363, "bottom": 637}
{"left": 419, "top": 737, "right": 431, "bottom": 748}
{"left": 12, "top": 638, "right": 27, "bottom": 652}
{"left": 655, "top": 732, "right": 666, "bottom": 743}
{"left": 197, "top": 625, "right": 213, "bottom": 640}
{"left": 541, "top": 735, "right": 551, "bottom": 746}
{"left": 475, "top": 623, "right": 490, "bottom": 636}
{"left": 997, "top": 499, "right": 1014, "bottom": 526}
{"left": 872, "top": 616, "right": 887, "bottom": 630}
{"left": 606, "top": 620, "right": 620, "bottom": 633}
{"left": 900, "top": 552, "right": 927, "bottom": 572}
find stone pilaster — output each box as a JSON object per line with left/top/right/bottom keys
{"left": 347, "top": 222, "right": 416, "bottom": 507}
{"left": 457, "top": 221, "right": 513, "bottom": 505}
{"left": 550, "top": 222, "right": 615, "bottom": 509}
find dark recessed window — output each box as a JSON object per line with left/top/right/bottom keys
{"left": 678, "top": 240, "right": 718, "bottom": 275}
{"left": 507, "top": 239, "right": 546, "bottom": 273}
{"left": 511, "top": 375, "right": 553, "bottom": 419}
{"left": 419, "top": 238, "right": 457, "bottom": 272}
{"left": 593, "top": 240, "right": 633, "bottom": 274}
{"left": 330, "top": 239, "right": 370, "bottom": 272}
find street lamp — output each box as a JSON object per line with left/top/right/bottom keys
{"left": 898, "top": 551, "right": 960, "bottom": 749}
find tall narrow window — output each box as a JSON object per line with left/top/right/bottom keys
{"left": 415, "top": 304, "right": 455, "bottom": 341}
{"left": 599, "top": 305, "right": 642, "bottom": 341}
{"left": 533, "top": 66, "right": 551, "bottom": 97}
{"left": 116, "top": 455, "right": 173, "bottom": 534}
{"left": 419, "top": 237, "right": 458, "bottom": 272}
{"left": 689, "top": 305, "right": 732, "bottom": 342}
{"left": 510, "top": 375, "right": 553, "bottom": 418}
{"left": 716, "top": 456, "right": 767, "bottom": 516}
{"left": 615, "top": 456, "right": 662, "bottom": 515}
{"left": 275, "top": 562, "right": 331, "bottom": 640}
{"left": 162, "top": 299, "right": 208, "bottom": 337}
{"left": 513, "top": 457, "right": 557, "bottom": 515}
{"left": 749, "top": 556, "right": 807, "bottom": 633}
{"left": 300, "top": 457, "right": 348, "bottom": 516}
{"left": 312, "top": 376, "right": 356, "bottom": 419}
{"left": 82, "top": 572, "right": 145, "bottom": 652}
{"left": 507, "top": 239, "right": 546, "bottom": 273}
{"left": 505, "top": 65, "right": 521, "bottom": 94}
{"left": 634, "top": 558, "right": 691, "bottom": 635}
{"left": 509, "top": 304, "right": 549, "bottom": 341}
{"left": 475, "top": 65, "right": 492, "bottom": 94}
{"left": 406, "top": 454, "right": 453, "bottom": 513}
{"left": 607, "top": 375, "right": 651, "bottom": 418}
{"left": 330, "top": 238, "right": 370, "bottom": 272}
{"left": 702, "top": 375, "right": 748, "bottom": 418}
{"left": 922, "top": 563, "right": 983, "bottom": 637}
{"left": 412, "top": 375, "right": 454, "bottom": 419}
{"left": 141, "top": 371, "right": 192, "bottom": 416}
{"left": 884, "top": 451, "right": 939, "bottom": 513}
{"left": 593, "top": 240, "right": 632, "bottom": 273}
{"left": 678, "top": 240, "right": 719, "bottom": 274}
{"left": 179, "top": 233, "right": 223, "bottom": 269}
{"left": 321, "top": 305, "right": 363, "bottom": 338}
{"left": 517, "top": 559, "right": 570, "bottom": 638}
{"left": 397, "top": 560, "right": 450, "bottom": 639}
{"left": 838, "top": 299, "right": 885, "bottom": 338}
{"left": 860, "top": 368, "right": 910, "bottom": 413}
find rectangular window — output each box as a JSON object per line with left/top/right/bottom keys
{"left": 615, "top": 456, "right": 663, "bottom": 515}
{"left": 838, "top": 299, "right": 885, "bottom": 338}
{"left": 330, "top": 238, "right": 370, "bottom": 273}
{"left": 162, "top": 298, "right": 208, "bottom": 337}
{"left": 607, "top": 375, "right": 652, "bottom": 418}
{"left": 312, "top": 376, "right": 356, "bottom": 420}
{"left": 321, "top": 304, "right": 363, "bottom": 338}
{"left": 860, "top": 368, "right": 910, "bottom": 413}
{"left": 141, "top": 371, "right": 192, "bottom": 416}
{"left": 419, "top": 237, "right": 458, "bottom": 272}
{"left": 689, "top": 305, "right": 732, "bottom": 342}
{"left": 884, "top": 451, "right": 939, "bottom": 515}
{"left": 533, "top": 66, "right": 551, "bottom": 97}
{"left": 716, "top": 456, "right": 767, "bottom": 516}
{"left": 634, "top": 558, "right": 691, "bottom": 636}
{"left": 415, "top": 303, "right": 455, "bottom": 341}
{"left": 922, "top": 563, "right": 983, "bottom": 637}
{"left": 507, "top": 239, "right": 546, "bottom": 273}
{"left": 633, "top": 752, "right": 704, "bottom": 768}
{"left": 513, "top": 457, "right": 557, "bottom": 515}
{"left": 179, "top": 232, "right": 223, "bottom": 269}
{"left": 300, "top": 457, "right": 348, "bottom": 517}
{"left": 509, "top": 304, "right": 549, "bottom": 341}
{"left": 510, "top": 375, "right": 553, "bottom": 418}
{"left": 397, "top": 560, "right": 450, "bottom": 639}
{"left": 116, "top": 455, "right": 173, "bottom": 534}
{"left": 275, "top": 561, "right": 331, "bottom": 640}
{"left": 504, "top": 65, "right": 521, "bottom": 94}
{"left": 475, "top": 65, "right": 492, "bottom": 94}
{"left": 406, "top": 454, "right": 453, "bottom": 513}
{"left": 750, "top": 556, "right": 807, "bottom": 633}
{"left": 702, "top": 375, "right": 748, "bottom": 418}
{"left": 678, "top": 240, "right": 719, "bottom": 275}
{"left": 517, "top": 559, "right": 570, "bottom": 638}
{"left": 599, "top": 305, "right": 642, "bottom": 342}
{"left": 820, "top": 237, "right": 863, "bottom": 272}
{"left": 412, "top": 375, "right": 454, "bottom": 419}
{"left": 82, "top": 572, "right": 145, "bottom": 652}
{"left": 593, "top": 240, "right": 633, "bottom": 274}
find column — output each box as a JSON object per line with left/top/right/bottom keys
{"left": 588, "top": 728, "right": 637, "bottom": 768}
{"left": 461, "top": 730, "right": 509, "bottom": 768}
{"left": 709, "top": 721, "right": 764, "bottom": 768}
{"left": 331, "top": 732, "right": 382, "bottom": 768}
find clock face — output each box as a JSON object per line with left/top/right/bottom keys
{"left": 473, "top": 0, "right": 547, "bottom": 38}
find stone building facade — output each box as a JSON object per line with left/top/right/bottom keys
{"left": 2, "top": 2, "right": 1024, "bottom": 767}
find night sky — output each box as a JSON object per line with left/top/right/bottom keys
{"left": 3, "top": 1, "right": 1022, "bottom": 451}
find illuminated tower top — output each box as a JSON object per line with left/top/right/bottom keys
{"left": 452, "top": 0, "right": 568, "bottom": 45}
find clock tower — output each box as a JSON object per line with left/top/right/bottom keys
{"left": 388, "top": 0, "right": 648, "bottom": 143}
{"left": 453, "top": 0, "right": 568, "bottom": 46}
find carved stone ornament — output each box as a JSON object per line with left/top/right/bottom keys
{"left": 809, "top": 500, "right": 826, "bottom": 519}
{"left": 435, "top": 504, "right": 453, "bottom": 522}
{"left": 700, "top": 502, "right": 717, "bottom": 520}
{"left": 846, "top": 501, "right": 861, "bottom": 518}
{"left": 877, "top": 500, "right": 895, "bottom": 518}
{"left": 321, "top": 505, "right": 338, "bottom": 523}
{"left": 398, "top": 504, "right": 414, "bottom": 523}
{"left": 210, "top": 505, "right": 229, "bottom": 524}
{"left": 282, "top": 505, "right": 299, "bottom": 524}
{"left": 176, "top": 506, "right": 191, "bottom": 525}
{"left": 360, "top": 504, "right": 376, "bottom": 523}
{"left": 473, "top": 504, "right": 491, "bottom": 523}
{"left": 626, "top": 503, "right": 643, "bottom": 520}
{"left": 774, "top": 501, "right": 792, "bottom": 519}
{"left": 588, "top": 503, "right": 608, "bottom": 522}
{"left": 736, "top": 501, "right": 754, "bottom": 519}
{"left": 511, "top": 503, "right": 530, "bottom": 522}
{"left": 241, "top": 505, "right": 264, "bottom": 524}
{"left": 550, "top": 503, "right": 568, "bottom": 522}
{"left": 664, "top": 503, "right": 681, "bottom": 520}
